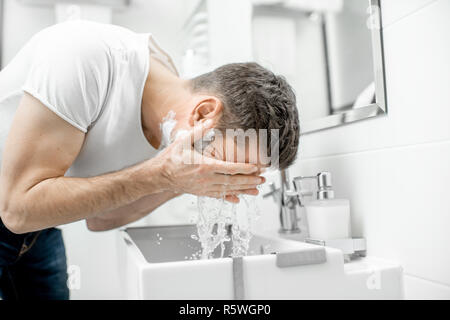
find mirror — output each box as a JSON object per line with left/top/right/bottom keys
{"left": 182, "top": 0, "right": 387, "bottom": 134}
{"left": 251, "top": 0, "right": 387, "bottom": 133}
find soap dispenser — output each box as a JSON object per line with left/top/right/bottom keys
{"left": 294, "top": 172, "right": 351, "bottom": 240}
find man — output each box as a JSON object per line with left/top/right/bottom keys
{"left": 0, "top": 21, "right": 299, "bottom": 299}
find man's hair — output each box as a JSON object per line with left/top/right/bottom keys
{"left": 189, "top": 62, "right": 300, "bottom": 169}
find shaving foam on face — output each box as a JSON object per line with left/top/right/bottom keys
{"left": 159, "top": 110, "right": 177, "bottom": 149}
{"left": 159, "top": 111, "right": 216, "bottom": 155}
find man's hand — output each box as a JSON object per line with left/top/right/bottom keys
{"left": 144, "top": 120, "right": 264, "bottom": 203}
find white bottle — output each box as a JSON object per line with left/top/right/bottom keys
{"left": 300, "top": 172, "right": 351, "bottom": 240}
{"left": 305, "top": 198, "right": 351, "bottom": 240}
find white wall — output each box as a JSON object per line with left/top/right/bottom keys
{"left": 271, "top": 0, "right": 450, "bottom": 299}
{"left": 1, "top": 0, "right": 197, "bottom": 66}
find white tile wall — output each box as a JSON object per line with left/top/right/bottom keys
{"left": 272, "top": 0, "right": 450, "bottom": 298}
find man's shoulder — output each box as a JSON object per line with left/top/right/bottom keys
{"left": 35, "top": 20, "right": 136, "bottom": 53}
{"left": 32, "top": 21, "right": 118, "bottom": 73}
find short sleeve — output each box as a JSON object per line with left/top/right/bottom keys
{"left": 22, "top": 26, "right": 110, "bottom": 133}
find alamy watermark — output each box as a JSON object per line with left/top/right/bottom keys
{"left": 181, "top": 128, "right": 280, "bottom": 168}
{"left": 366, "top": 268, "right": 382, "bottom": 290}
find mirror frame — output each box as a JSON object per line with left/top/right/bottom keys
{"left": 301, "top": 0, "right": 387, "bottom": 134}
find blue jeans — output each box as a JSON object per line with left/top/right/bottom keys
{"left": 0, "top": 219, "right": 69, "bottom": 300}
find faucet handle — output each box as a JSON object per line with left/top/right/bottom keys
{"left": 262, "top": 182, "right": 280, "bottom": 199}
{"left": 282, "top": 190, "right": 300, "bottom": 208}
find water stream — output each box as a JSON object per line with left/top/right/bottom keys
{"left": 195, "top": 195, "right": 260, "bottom": 259}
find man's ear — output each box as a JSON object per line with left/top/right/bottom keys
{"left": 189, "top": 97, "right": 223, "bottom": 126}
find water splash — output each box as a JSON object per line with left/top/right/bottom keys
{"left": 195, "top": 195, "right": 260, "bottom": 259}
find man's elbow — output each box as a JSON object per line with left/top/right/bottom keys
{"left": 85, "top": 218, "right": 113, "bottom": 232}
{"left": 85, "top": 218, "right": 101, "bottom": 232}
{"left": 0, "top": 206, "right": 29, "bottom": 234}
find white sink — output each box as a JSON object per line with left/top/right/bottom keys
{"left": 117, "top": 224, "right": 403, "bottom": 299}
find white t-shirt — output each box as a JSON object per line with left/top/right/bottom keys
{"left": 0, "top": 20, "right": 178, "bottom": 178}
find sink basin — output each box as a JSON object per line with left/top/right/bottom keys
{"left": 117, "top": 224, "right": 403, "bottom": 299}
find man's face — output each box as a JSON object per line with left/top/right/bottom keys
{"left": 200, "top": 129, "right": 269, "bottom": 168}
{"left": 170, "top": 95, "right": 273, "bottom": 168}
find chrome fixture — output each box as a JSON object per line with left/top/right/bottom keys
{"left": 263, "top": 169, "right": 302, "bottom": 234}
{"left": 263, "top": 170, "right": 335, "bottom": 234}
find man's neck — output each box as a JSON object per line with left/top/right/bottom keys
{"left": 141, "top": 57, "right": 192, "bottom": 149}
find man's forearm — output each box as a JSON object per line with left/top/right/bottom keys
{"left": 2, "top": 159, "right": 167, "bottom": 233}
{"left": 86, "top": 191, "right": 179, "bottom": 231}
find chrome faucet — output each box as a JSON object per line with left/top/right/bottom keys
{"left": 263, "top": 169, "right": 302, "bottom": 234}
{"left": 263, "top": 170, "right": 329, "bottom": 235}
